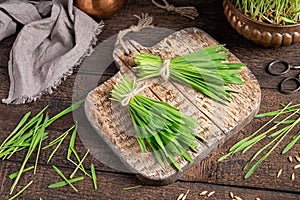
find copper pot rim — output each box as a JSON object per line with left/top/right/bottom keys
{"left": 224, "top": 0, "right": 300, "bottom": 31}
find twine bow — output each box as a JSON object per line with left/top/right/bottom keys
{"left": 160, "top": 58, "right": 171, "bottom": 81}
{"left": 121, "top": 82, "right": 152, "bottom": 106}
{"left": 151, "top": 0, "right": 199, "bottom": 20}
{"left": 115, "top": 13, "right": 154, "bottom": 55}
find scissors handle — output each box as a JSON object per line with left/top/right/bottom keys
{"left": 267, "top": 60, "right": 291, "bottom": 76}
{"left": 279, "top": 74, "right": 300, "bottom": 94}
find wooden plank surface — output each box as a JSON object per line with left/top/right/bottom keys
{"left": 0, "top": 0, "right": 299, "bottom": 199}
{"left": 85, "top": 28, "right": 260, "bottom": 184}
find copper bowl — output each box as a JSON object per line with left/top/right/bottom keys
{"left": 223, "top": 0, "right": 300, "bottom": 47}
{"left": 75, "top": 0, "right": 126, "bottom": 20}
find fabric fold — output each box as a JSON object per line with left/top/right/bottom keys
{"left": 0, "top": 0, "right": 104, "bottom": 104}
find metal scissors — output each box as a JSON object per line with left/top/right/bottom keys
{"left": 266, "top": 60, "right": 300, "bottom": 94}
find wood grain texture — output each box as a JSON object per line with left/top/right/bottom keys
{"left": 0, "top": 160, "right": 300, "bottom": 200}
{"left": 85, "top": 28, "right": 261, "bottom": 184}
{"left": 0, "top": 0, "right": 299, "bottom": 199}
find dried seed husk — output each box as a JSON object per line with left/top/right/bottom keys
{"left": 294, "top": 164, "right": 300, "bottom": 169}
{"left": 207, "top": 191, "right": 215, "bottom": 197}
{"left": 234, "top": 196, "right": 243, "bottom": 200}
{"left": 182, "top": 189, "right": 189, "bottom": 200}
{"left": 277, "top": 168, "right": 283, "bottom": 178}
{"left": 177, "top": 194, "right": 184, "bottom": 200}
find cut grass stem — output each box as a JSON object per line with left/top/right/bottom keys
{"left": 218, "top": 103, "right": 300, "bottom": 178}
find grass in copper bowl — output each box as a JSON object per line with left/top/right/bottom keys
{"left": 232, "top": 0, "right": 300, "bottom": 25}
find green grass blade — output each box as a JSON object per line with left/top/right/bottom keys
{"left": 47, "top": 125, "right": 75, "bottom": 164}
{"left": 70, "top": 149, "right": 90, "bottom": 179}
{"left": 217, "top": 152, "right": 233, "bottom": 162}
{"left": 123, "top": 185, "right": 142, "bottom": 191}
{"left": 244, "top": 116, "right": 299, "bottom": 179}
{"left": 9, "top": 180, "right": 33, "bottom": 200}
{"left": 48, "top": 177, "right": 84, "bottom": 189}
{"left": 282, "top": 132, "right": 300, "bottom": 154}
{"left": 67, "top": 158, "right": 92, "bottom": 178}
{"left": 9, "top": 166, "right": 34, "bottom": 179}
{"left": 244, "top": 131, "right": 288, "bottom": 179}
{"left": 52, "top": 165, "right": 78, "bottom": 192}
{"left": 69, "top": 147, "right": 91, "bottom": 178}
{"left": 0, "top": 107, "right": 47, "bottom": 155}
{"left": 47, "top": 100, "right": 84, "bottom": 126}
{"left": 91, "top": 164, "right": 98, "bottom": 190}
{"left": 34, "top": 115, "right": 49, "bottom": 174}
{"left": 10, "top": 122, "right": 45, "bottom": 194}
{"left": 229, "top": 103, "right": 291, "bottom": 152}
{"left": 243, "top": 134, "right": 280, "bottom": 171}
{"left": 68, "top": 123, "right": 78, "bottom": 159}
{"left": 0, "top": 112, "right": 31, "bottom": 149}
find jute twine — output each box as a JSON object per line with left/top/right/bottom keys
{"left": 151, "top": 0, "right": 199, "bottom": 20}
{"left": 121, "top": 81, "right": 152, "bottom": 106}
{"left": 115, "top": 13, "right": 154, "bottom": 55}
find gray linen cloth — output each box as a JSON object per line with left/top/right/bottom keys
{"left": 0, "top": 0, "right": 104, "bottom": 104}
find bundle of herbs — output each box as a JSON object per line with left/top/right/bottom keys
{"left": 110, "top": 77, "right": 206, "bottom": 171}
{"left": 133, "top": 45, "right": 245, "bottom": 104}
{"left": 219, "top": 103, "right": 300, "bottom": 179}
{"left": 231, "top": 0, "right": 300, "bottom": 25}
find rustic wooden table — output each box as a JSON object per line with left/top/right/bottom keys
{"left": 0, "top": 0, "right": 299, "bottom": 199}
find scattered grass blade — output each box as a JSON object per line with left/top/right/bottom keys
{"left": 46, "top": 125, "right": 75, "bottom": 163}
{"left": 52, "top": 165, "right": 78, "bottom": 192}
{"left": 0, "top": 112, "right": 31, "bottom": 150}
{"left": 91, "top": 164, "right": 98, "bottom": 190}
{"left": 68, "top": 123, "right": 78, "bottom": 159}
{"left": 70, "top": 149, "right": 90, "bottom": 179}
{"left": 123, "top": 185, "right": 142, "bottom": 191}
{"left": 9, "top": 166, "right": 34, "bottom": 179}
{"left": 9, "top": 180, "right": 33, "bottom": 200}
{"left": 47, "top": 100, "right": 84, "bottom": 126}
{"left": 48, "top": 177, "right": 84, "bottom": 189}
{"left": 282, "top": 132, "right": 300, "bottom": 154}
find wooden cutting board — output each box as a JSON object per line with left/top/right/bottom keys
{"left": 84, "top": 28, "right": 261, "bottom": 185}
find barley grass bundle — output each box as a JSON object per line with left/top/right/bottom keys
{"left": 110, "top": 77, "right": 205, "bottom": 171}
{"left": 133, "top": 45, "right": 244, "bottom": 104}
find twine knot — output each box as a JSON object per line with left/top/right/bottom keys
{"left": 151, "top": 0, "right": 199, "bottom": 20}
{"left": 166, "top": 4, "right": 175, "bottom": 12}
{"left": 160, "top": 58, "right": 171, "bottom": 81}
{"left": 121, "top": 82, "right": 151, "bottom": 106}
{"left": 115, "top": 13, "right": 154, "bottom": 55}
